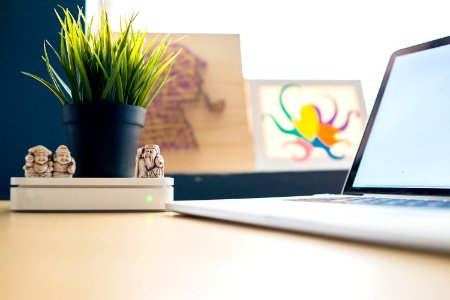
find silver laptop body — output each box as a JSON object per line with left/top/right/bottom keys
{"left": 167, "top": 36, "right": 450, "bottom": 253}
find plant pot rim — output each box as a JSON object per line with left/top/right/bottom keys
{"left": 63, "top": 102, "right": 146, "bottom": 126}
{"left": 64, "top": 102, "right": 145, "bottom": 108}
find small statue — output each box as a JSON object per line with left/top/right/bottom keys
{"left": 135, "top": 144, "right": 165, "bottom": 178}
{"left": 23, "top": 145, "right": 53, "bottom": 177}
{"left": 52, "top": 145, "right": 76, "bottom": 178}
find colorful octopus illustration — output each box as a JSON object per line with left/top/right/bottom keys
{"left": 263, "top": 84, "right": 360, "bottom": 161}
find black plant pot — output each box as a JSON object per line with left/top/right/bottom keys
{"left": 63, "top": 103, "right": 146, "bottom": 177}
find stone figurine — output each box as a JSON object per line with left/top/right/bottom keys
{"left": 52, "top": 145, "right": 76, "bottom": 178}
{"left": 23, "top": 145, "right": 53, "bottom": 177}
{"left": 135, "top": 144, "right": 165, "bottom": 178}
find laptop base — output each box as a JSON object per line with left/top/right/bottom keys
{"left": 168, "top": 197, "right": 450, "bottom": 253}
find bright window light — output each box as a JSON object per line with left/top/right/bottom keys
{"left": 86, "top": 0, "right": 450, "bottom": 109}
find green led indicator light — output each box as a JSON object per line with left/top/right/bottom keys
{"left": 146, "top": 195, "right": 153, "bottom": 203}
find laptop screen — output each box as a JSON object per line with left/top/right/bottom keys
{"left": 345, "top": 37, "right": 450, "bottom": 195}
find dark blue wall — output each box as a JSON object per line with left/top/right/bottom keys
{"left": 0, "top": 1, "right": 83, "bottom": 199}
{"left": 172, "top": 171, "right": 347, "bottom": 200}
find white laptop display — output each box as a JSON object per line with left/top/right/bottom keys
{"left": 167, "top": 36, "right": 450, "bottom": 253}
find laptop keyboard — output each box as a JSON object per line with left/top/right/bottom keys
{"left": 285, "top": 196, "right": 450, "bottom": 208}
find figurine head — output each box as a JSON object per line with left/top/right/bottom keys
{"left": 142, "top": 144, "right": 160, "bottom": 158}
{"left": 54, "top": 145, "right": 72, "bottom": 164}
{"left": 147, "top": 144, "right": 160, "bottom": 157}
{"left": 28, "top": 145, "right": 52, "bottom": 165}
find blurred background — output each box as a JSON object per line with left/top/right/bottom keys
{"left": 1, "top": 0, "right": 448, "bottom": 200}
{"left": 88, "top": 0, "right": 450, "bottom": 109}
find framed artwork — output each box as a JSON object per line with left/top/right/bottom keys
{"left": 140, "top": 34, "right": 253, "bottom": 173}
{"left": 249, "top": 80, "right": 367, "bottom": 171}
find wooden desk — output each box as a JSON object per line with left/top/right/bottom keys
{"left": 1, "top": 202, "right": 449, "bottom": 300}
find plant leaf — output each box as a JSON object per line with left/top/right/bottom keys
{"left": 21, "top": 72, "right": 69, "bottom": 105}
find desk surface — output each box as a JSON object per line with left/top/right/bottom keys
{"left": 1, "top": 202, "right": 449, "bottom": 300}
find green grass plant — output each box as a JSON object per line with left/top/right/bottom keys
{"left": 22, "top": 6, "right": 180, "bottom": 108}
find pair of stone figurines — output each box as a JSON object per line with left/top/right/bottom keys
{"left": 23, "top": 144, "right": 164, "bottom": 178}
{"left": 24, "top": 145, "right": 76, "bottom": 178}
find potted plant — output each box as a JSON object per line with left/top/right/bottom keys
{"left": 22, "top": 7, "right": 180, "bottom": 177}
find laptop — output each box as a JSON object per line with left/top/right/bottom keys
{"left": 167, "top": 36, "right": 450, "bottom": 253}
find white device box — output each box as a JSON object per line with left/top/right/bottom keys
{"left": 10, "top": 177, "right": 173, "bottom": 211}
